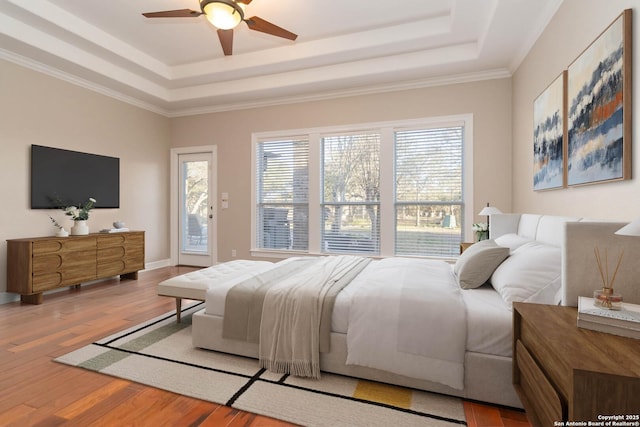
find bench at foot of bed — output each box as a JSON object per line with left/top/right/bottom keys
{"left": 156, "top": 260, "right": 276, "bottom": 322}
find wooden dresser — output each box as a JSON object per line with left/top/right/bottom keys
{"left": 513, "top": 302, "right": 640, "bottom": 427}
{"left": 7, "top": 231, "right": 144, "bottom": 304}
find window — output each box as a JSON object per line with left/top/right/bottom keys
{"left": 322, "top": 133, "right": 380, "bottom": 254}
{"left": 395, "top": 127, "right": 463, "bottom": 257}
{"left": 255, "top": 138, "right": 309, "bottom": 251}
{"left": 253, "top": 115, "right": 472, "bottom": 258}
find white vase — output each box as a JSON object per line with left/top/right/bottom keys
{"left": 56, "top": 228, "right": 69, "bottom": 237}
{"left": 70, "top": 220, "right": 89, "bottom": 236}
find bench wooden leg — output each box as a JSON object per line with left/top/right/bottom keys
{"left": 176, "top": 298, "right": 182, "bottom": 323}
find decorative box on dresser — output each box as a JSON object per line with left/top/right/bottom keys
{"left": 513, "top": 302, "right": 640, "bottom": 427}
{"left": 7, "top": 231, "right": 144, "bottom": 304}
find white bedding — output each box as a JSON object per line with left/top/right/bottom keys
{"left": 344, "top": 257, "right": 466, "bottom": 390}
{"left": 462, "top": 285, "right": 512, "bottom": 357}
{"left": 203, "top": 258, "right": 513, "bottom": 360}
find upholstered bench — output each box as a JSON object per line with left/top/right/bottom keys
{"left": 157, "top": 260, "right": 274, "bottom": 322}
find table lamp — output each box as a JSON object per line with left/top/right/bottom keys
{"left": 478, "top": 203, "right": 502, "bottom": 238}
{"left": 615, "top": 217, "right": 640, "bottom": 237}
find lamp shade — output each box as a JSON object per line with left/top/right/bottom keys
{"left": 203, "top": 0, "right": 244, "bottom": 30}
{"left": 478, "top": 206, "right": 502, "bottom": 216}
{"left": 615, "top": 217, "right": 640, "bottom": 236}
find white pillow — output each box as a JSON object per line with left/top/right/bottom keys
{"left": 455, "top": 240, "right": 509, "bottom": 289}
{"left": 493, "top": 233, "right": 533, "bottom": 252}
{"left": 490, "top": 241, "right": 561, "bottom": 307}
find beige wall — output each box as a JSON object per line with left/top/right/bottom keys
{"left": 0, "top": 59, "right": 171, "bottom": 294}
{"left": 171, "top": 79, "right": 513, "bottom": 262}
{"left": 512, "top": 0, "right": 638, "bottom": 220}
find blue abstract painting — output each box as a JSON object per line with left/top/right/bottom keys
{"left": 534, "top": 72, "right": 565, "bottom": 191}
{"left": 567, "top": 11, "right": 630, "bottom": 186}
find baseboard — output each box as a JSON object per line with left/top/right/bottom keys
{"left": 0, "top": 292, "right": 20, "bottom": 305}
{"left": 143, "top": 258, "right": 171, "bottom": 271}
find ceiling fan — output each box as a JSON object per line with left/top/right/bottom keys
{"left": 142, "top": 0, "right": 297, "bottom": 56}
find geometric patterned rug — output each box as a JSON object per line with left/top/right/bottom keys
{"left": 55, "top": 303, "right": 467, "bottom": 427}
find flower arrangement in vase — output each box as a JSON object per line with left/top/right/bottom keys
{"left": 59, "top": 197, "right": 96, "bottom": 235}
{"left": 472, "top": 222, "right": 488, "bottom": 241}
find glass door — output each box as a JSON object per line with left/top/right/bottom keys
{"left": 178, "top": 152, "right": 215, "bottom": 266}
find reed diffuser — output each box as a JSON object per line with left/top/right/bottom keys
{"left": 593, "top": 247, "right": 624, "bottom": 310}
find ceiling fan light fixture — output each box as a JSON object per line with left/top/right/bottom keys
{"left": 202, "top": 0, "right": 245, "bottom": 30}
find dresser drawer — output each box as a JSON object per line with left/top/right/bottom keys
{"left": 33, "top": 237, "right": 96, "bottom": 254}
{"left": 97, "top": 232, "right": 144, "bottom": 248}
{"left": 97, "top": 246, "right": 126, "bottom": 263}
{"left": 32, "top": 272, "right": 63, "bottom": 292}
{"left": 97, "top": 258, "right": 144, "bottom": 277}
{"left": 33, "top": 267, "right": 97, "bottom": 291}
{"left": 516, "top": 340, "right": 565, "bottom": 426}
{"left": 97, "top": 234, "right": 127, "bottom": 248}
{"left": 97, "top": 260, "right": 127, "bottom": 277}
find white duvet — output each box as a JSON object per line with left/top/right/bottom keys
{"left": 345, "top": 257, "right": 466, "bottom": 390}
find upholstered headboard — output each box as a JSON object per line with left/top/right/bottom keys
{"left": 491, "top": 213, "right": 581, "bottom": 247}
{"left": 491, "top": 214, "right": 640, "bottom": 307}
{"left": 563, "top": 221, "right": 640, "bottom": 307}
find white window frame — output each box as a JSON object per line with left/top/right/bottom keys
{"left": 251, "top": 114, "right": 474, "bottom": 259}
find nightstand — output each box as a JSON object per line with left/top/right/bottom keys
{"left": 459, "top": 242, "right": 474, "bottom": 253}
{"left": 513, "top": 302, "right": 640, "bottom": 427}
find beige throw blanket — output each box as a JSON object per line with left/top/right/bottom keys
{"left": 223, "top": 257, "right": 318, "bottom": 343}
{"left": 259, "top": 255, "right": 371, "bottom": 379}
{"left": 223, "top": 255, "right": 370, "bottom": 379}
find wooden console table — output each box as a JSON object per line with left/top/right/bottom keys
{"left": 513, "top": 302, "right": 640, "bottom": 427}
{"left": 7, "top": 231, "right": 144, "bottom": 304}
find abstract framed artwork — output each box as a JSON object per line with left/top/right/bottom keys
{"left": 534, "top": 71, "right": 566, "bottom": 191}
{"left": 567, "top": 9, "right": 632, "bottom": 186}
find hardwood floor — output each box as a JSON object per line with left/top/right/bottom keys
{"left": 0, "top": 266, "right": 531, "bottom": 426}
{"left": 464, "top": 401, "right": 531, "bottom": 427}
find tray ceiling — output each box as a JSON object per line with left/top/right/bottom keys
{"left": 0, "top": 0, "right": 563, "bottom": 116}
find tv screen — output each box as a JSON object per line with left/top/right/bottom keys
{"left": 31, "top": 145, "right": 120, "bottom": 209}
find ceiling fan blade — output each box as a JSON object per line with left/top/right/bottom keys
{"left": 245, "top": 16, "right": 297, "bottom": 41}
{"left": 142, "top": 9, "right": 203, "bottom": 18}
{"left": 237, "top": 0, "right": 253, "bottom": 4}
{"left": 217, "top": 29, "right": 234, "bottom": 56}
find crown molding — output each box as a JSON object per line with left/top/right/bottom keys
{"left": 1, "top": 45, "right": 511, "bottom": 118}
{"left": 0, "top": 48, "right": 171, "bottom": 116}
{"left": 167, "top": 68, "right": 512, "bottom": 117}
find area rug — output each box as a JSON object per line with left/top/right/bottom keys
{"left": 55, "top": 304, "right": 467, "bottom": 427}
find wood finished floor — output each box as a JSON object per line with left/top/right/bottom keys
{"left": 0, "top": 266, "right": 531, "bottom": 426}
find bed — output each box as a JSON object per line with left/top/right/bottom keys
{"left": 159, "top": 214, "right": 638, "bottom": 408}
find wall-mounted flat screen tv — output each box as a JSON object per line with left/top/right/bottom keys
{"left": 31, "top": 145, "right": 120, "bottom": 209}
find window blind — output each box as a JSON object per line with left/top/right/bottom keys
{"left": 395, "top": 126, "right": 463, "bottom": 257}
{"left": 255, "top": 138, "right": 309, "bottom": 250}
{"left": 321, "top": 133, "right": 380, "bottom": 254}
